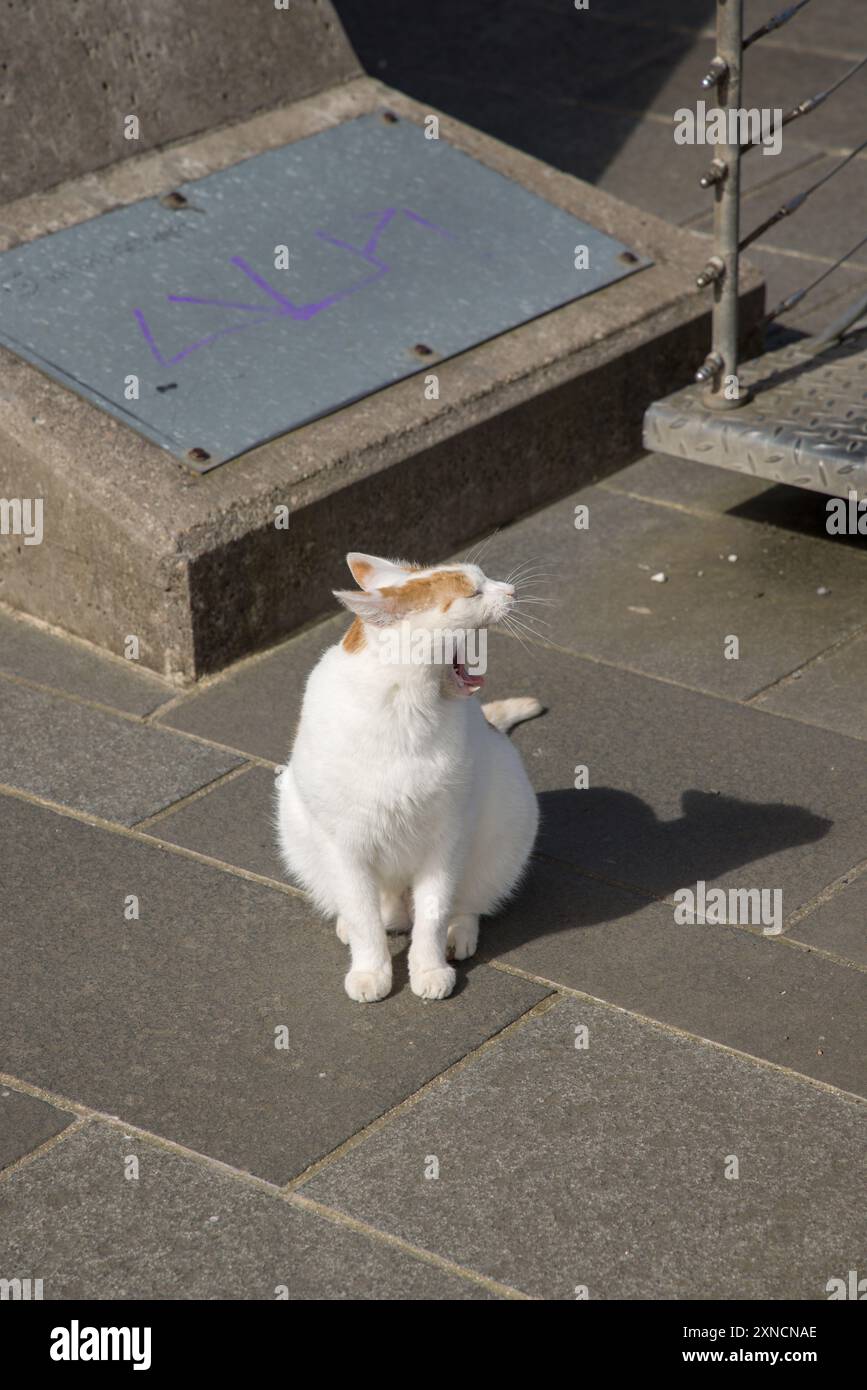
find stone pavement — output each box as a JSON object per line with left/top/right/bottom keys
{"left": 3, "top": 0, "right": 866, "bottom": 1303}
{"left": 1, "top": 453, "right": 866, "bottom": 1299}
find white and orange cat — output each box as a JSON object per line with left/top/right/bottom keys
{"left": 276, "top": 552, "right": 541, "bottom": 1002}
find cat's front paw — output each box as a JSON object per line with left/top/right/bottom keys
{"left": 410, "top": 964, "right": 456, "bottom": 1000}
{"left": 345, "top": 965, "right": 392, "bottom": 1003}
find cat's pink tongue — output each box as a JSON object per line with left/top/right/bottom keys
{"left": 455, "top": 661, "right": 485, "bottom": 694}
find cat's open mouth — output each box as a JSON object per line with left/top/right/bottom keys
{"left": 451, "top": 655, "right": 485, "bottom": 696}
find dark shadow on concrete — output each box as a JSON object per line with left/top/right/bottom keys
{"left": 485, "top": 784, "right": 832, "bottom": 950}
{"left": 727, "top": 483, "right": 867, "bottom": 551}
{"left": 388, "top": 937, "right": 474, "bottom": 1000}
{"left": 333, "top": 0, "right": 717, "bottom": 184}
{"left": 764, "top": 323, "right": 810, "bottom": 352}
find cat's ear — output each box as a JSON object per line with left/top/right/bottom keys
{"left": 346, "top": 552, "right": 412, "bottom": 592}
{"left": 333, "top": 587, "right": 397, "bottom": 626}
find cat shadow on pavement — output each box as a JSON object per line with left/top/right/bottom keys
{"left": 485, "top": 786, "right": 832, "bottom": 956}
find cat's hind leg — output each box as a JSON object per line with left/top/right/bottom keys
{"left": 450, "top": 738, "right": 539, "bottom": 946}
{"left": 380, "top": 886, "right": 411, "bottom": 934}
{"left": 446, "top": 913, "right": 479, "bottom": 961}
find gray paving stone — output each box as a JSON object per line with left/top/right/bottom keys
{"left": 481, "top": 633, "right": 867, "bottom": 916}
{"left": 756, "top": 634, "right": 867, "bottom": 742}
{"left": 0, "top": 1087, "right": 74, "bottom": 1171}
{"left": 487, "top": 858, "right": 867, "bottom": 1096}
{"left": 596, "top": 37, "right": 862, "bottom": 152}
{"left": 480, "top": 485, "right": 867, "bottom": 699}
{"left": 0, "top": 678, "right": 242, "bottom": 824}
{"left": 0, "top": 1121, "right": 491, "bottom": 1299}
{"left": 788, "top": 873, "right": 867, "bottom": 969}
{"left": 158, "top": 616, "right": 345, "bottom": 763}
{"left": 0, "top": 796, "right": 548, "bottom": 1183}
{"left": 0, "top": 611, "right": 173, "bottom": 716}
{"left": 302, "top": 995, "right": 867, "bottom": 1299}
{"left": 604, "top": 452, "right": 867, "bottom": 554}
{"left": 118, "top": 670, "right": 867, "bottom": 1089}
{"left": 146, "top": 765, "right": 285, "bottom": 878}
{"left": 600, "top": 451, "right": 779, "bottom": 513}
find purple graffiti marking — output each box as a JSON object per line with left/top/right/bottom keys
{"left": 401, "top": 208, "right": 460, "bottom": 242}
{"left": 133, "top": 306, "right": 277, "bottom": 368}
{"left": 133, "top": 207, "right": 471, "bottom": 368}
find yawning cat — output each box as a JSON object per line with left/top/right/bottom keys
{"left": 276, "top": 552, "right": 542, "bottom": 1002}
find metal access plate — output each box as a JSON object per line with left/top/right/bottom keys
{"left": 644, "top": 327, "right": 867, "bottom": 501}
{"left": 0, "top": 113, "right": 650, "bottom": 471}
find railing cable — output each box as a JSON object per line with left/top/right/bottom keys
{"left": 742, "top": 54, "right": 867, "bottom": 155}
{"left": 740, "top": 137, "right": 867, "bottom": 251}
{"left": 743, "top": 0, "right": 813, "bottom": 51}
{"left": 764, "top": 232, "right": 867, "bottom": 322}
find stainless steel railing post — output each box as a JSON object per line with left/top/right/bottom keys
{"left": 705, "top": 0, "right": 749, "bottom": 408}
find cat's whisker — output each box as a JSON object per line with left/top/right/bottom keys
{"left": 512, "top": 608, "right": 552, "bottom": 628}
{"left": 510, "top": 600, "right": 550, "bottom": 622}
{"left": 507, "top": 558, "right": 549, "bottom": 582}
{"left": 509, "top": 622, "right": 548, "bottom": 643}
{"left": 515, "top": 594, "right": 553, "bottom": 609}
{"left": 514, "top": 583, "right": 556, "bottom": 598}
{"left": 504, "top": 613, "right": 547, "bottom": 643}
{"left": 513, "top": 571, "right": 558, "bottom": 586}
{"left": 506, "top": 562, "right": 552, "bottom": 585}
{"left": 500, "top": 616, "right": 533, "bottom": 655}
{"left": 465, "top": 528, "right": 500, "bottom": 567}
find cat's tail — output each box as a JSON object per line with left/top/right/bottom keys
{"left": 481, "top": 696, "right": 544, "bottom": 734}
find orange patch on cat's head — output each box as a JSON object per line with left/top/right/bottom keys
{"left": 342, "top": 617, "right": 366, "bottom": 653}
{"left": 380, "top": 570, "right": 475, "bottom": 614}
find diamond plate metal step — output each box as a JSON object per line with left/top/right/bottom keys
{"left": 643, "top": 327, "right": 867, "bottom": 501}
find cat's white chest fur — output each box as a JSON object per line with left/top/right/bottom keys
{"left": 289, "top": 646, "right": 475, "bottom": 862}
{"left": 276, "top": 551, "right": 542, "bottom": 1003}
